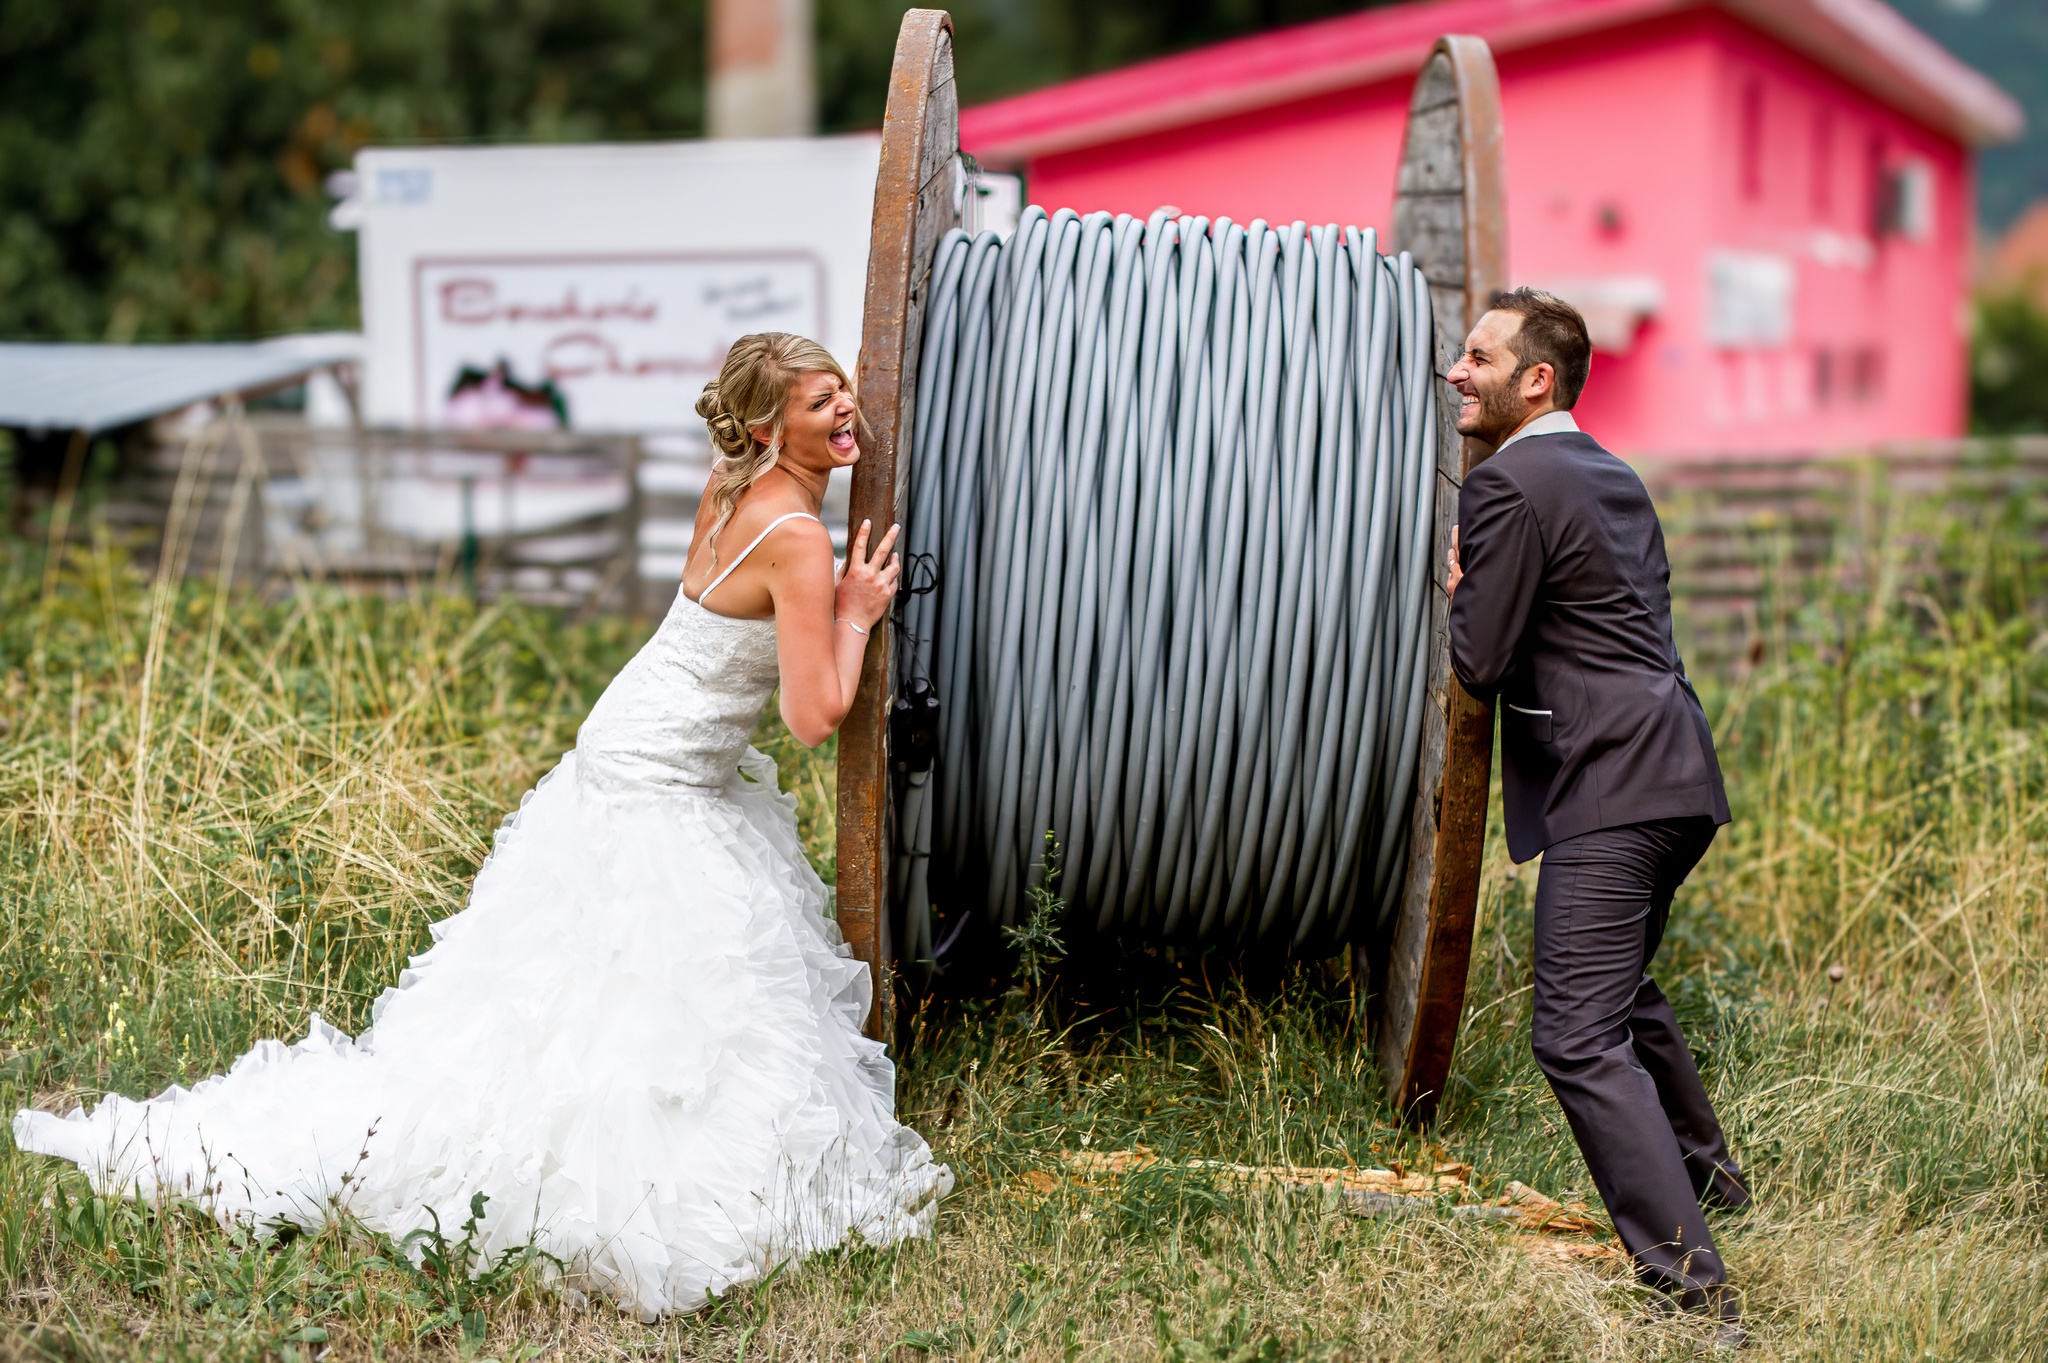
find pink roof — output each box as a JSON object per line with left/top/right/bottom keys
{"left": 960, "top": 0, "right": 2024, "bottom": 165}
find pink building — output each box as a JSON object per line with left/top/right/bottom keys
{"left": 961, "top": 0, "right": 2021, "bottom": 458}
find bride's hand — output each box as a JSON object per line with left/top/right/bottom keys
{"left": 835, "top": 519, "right": 900, "bottom": 630}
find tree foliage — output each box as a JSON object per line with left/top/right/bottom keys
{"left": 0, "top": 0, "right": 709, "bottom": 341}
{"left": 2, "top": 1, "right": 2037, "bottom": 344}
{"left": 1972, "top": 291, "right": 2048, "bottom": 435}
{"left": 0, "top": 0, "right": 1376, "bottom": 344}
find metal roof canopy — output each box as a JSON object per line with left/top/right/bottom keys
{"left": 0, "top": 336, "right": 361, "bottom": 436}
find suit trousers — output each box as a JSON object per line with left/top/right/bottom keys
{"left": 1532, "top": 815, "right": 1750, "bottom": 1306}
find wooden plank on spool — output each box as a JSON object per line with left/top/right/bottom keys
{"left": 839, "top": 8, "right": 961, "bottom": 1042}
{"left": 1375, "top": 35, "right": 1507, "bottom": 1124}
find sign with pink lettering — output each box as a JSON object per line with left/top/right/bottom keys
{"left": 413, "top": 254, "right": 826, "bottom": 432}
{"left": 343, "top": 137, "right": 881, "bottom": 433}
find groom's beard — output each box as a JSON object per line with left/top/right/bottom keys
{"left": 1469, "top": 371, "right": 1533, "bottom": 447}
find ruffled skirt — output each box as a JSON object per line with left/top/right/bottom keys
{"left": 13, "top": 747, "right": 951, "bottom": 1318}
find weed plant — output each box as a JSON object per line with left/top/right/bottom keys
{"left": 1, "top": 477, "right": 2045, "bottom": 1359}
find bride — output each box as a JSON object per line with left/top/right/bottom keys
{"left": 13, "top": 333, "right": 953, "bottom": 1318}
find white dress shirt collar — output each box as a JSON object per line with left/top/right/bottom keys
{"left": 1495, "top": 408, "right": 1580, "bottom": 452}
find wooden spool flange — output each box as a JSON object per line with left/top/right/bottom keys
{"left": 1372, "top": 36, "right": 1509, "bottom": 1124}
{"left": 839, "top": 8, "right": 960, "bottom": 1042}
{"left": 839, "top": 17, "right": 1509, "bottom": 1126}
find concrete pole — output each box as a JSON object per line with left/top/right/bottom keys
{"left": 708, "top": 0, "right": 816, "bottom": 138}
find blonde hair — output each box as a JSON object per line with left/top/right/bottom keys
{"left": 694, "top": 332, "right": 856, "bottom": 561}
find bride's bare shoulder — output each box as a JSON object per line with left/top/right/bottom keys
{"left": 683, "top": 477, "right": 829, "bottom": 597}
{"left": 723, "top": 479, "right": 829, "bottom": 548}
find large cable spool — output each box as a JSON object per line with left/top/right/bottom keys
{"left": 895, "top": 211, "right": 1439, "bottom": 961}
{"left": 841, "top": 10, "right": 1506, "bottom": 1122}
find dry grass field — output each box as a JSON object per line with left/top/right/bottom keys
{"left": 0, "top": 471, "right": 2044, "bottom": 1360}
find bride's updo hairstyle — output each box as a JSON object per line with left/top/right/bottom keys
{"left": 694, "top": 332, "right": 859, "bottom": 561}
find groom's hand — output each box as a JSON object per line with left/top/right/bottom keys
{"left": 1447, "top": 526, "right": 1463, "bottom": 600}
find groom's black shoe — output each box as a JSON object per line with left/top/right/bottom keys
{"left": 1644, "top": 1284, "right": 1746, "bottom": 1351}
{"left": 1695, "top": 1159, "right": 1752, "bottom": 1214}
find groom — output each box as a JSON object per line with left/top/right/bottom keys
{"left": 1443, "top": 289, "right": 1750, "bottom": 1335}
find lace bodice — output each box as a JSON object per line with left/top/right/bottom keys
{"left": 576, "top": 585, "right": 781, "bottom": 790}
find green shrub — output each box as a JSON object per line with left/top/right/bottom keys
{"left": 1972, "top": 290, "right": 2048, "bottom": 434}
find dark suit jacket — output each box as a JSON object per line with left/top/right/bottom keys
{"left": 1449, "top": 429, "right": 1729, "bottom": 863}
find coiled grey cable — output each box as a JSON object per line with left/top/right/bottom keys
{"left": 891, "top": 205, "right": 1436, "bottom": 967}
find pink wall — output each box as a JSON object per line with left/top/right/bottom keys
{"left": 1691, "top": 13, "right": 1970, "bottom": 453}
{"left": 1018, "top": 83, "right": 1410, "bottom": 235}
{"left": 986, "top": 10, "right": 1973, "bottom": 458}
{"left": 1490, "top": 18, "right": 1718, "bottom": 453}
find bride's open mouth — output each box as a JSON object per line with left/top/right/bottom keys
{"left": 828, "top": 417, "right": 857, "bottom": 454}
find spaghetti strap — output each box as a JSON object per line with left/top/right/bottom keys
{"left": 696, "top": 512, "right": 822, "bottom": 605}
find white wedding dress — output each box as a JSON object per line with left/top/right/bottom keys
{"left": 13, "top": 511, "right": 951, "bottom": 1318}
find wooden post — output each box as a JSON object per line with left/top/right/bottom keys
{"left": 707, "top": 0, "right": 816, "bottom": 138}
{"left": 1373, "top": 36, "right": 1509, "bottom": 1124}
{"left": 621, "top": 436, "right": 645, "bottom": 622}
{"left": 838, "top": 8, "right": 960, "bottom": 1042}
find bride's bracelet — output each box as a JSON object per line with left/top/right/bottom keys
{"left": 835, "top": 618, "right": 869, "bottom": 637}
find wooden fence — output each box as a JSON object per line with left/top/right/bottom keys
{"left": 98, "top": 410, "right": 669, "bottom": 618}
{"left": 1643, "top": 437, "right": 2048, "bottom": 671}
{"left": 88, "top": 415, "right": 2048, "bottom": 665}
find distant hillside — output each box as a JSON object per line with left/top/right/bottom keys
{"left": 1889, "top": 0, "right": 2048, "bottom": 232}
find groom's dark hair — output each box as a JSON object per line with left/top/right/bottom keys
{"left": 1487, "top": 287, "right": 1593, "bottom": 409}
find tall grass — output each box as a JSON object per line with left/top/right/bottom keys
{"left": 1, "top": 477, "right": 2044, "bottom": 1360}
